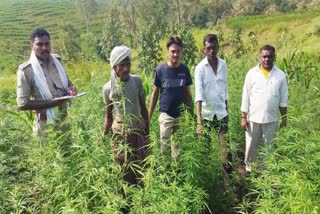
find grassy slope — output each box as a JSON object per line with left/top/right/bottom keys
{"left": 0, "top": 1, "right": 319, "bottom": 92}
{"left": 0, "top": 0, "right": 105, "bottom": 95}
{"left": 0, "top": 0, "right": 104, "bottom": 72}
{"left": 223, "top": 10, "right": 320, "bottom": 56}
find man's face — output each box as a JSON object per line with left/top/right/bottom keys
{"left": 167, "top": 43, "right": 182, "bottom": 66}
{"left": 31, "top": 36, "right": 51, "bottom": 62}
{"left": 115, "top": 59, "right": 131, "bottom": 82}
{"left": 204, "top": 41, "right": 219, "bottom": 61}
{"left": 260, "top": 49, "right": 275, "bottom": 70}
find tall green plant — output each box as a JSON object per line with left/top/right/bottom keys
{"left": 55, "top": 24, "right": 81, "bottom": 62}
{"left": 280, "top": 50, "right": 319, "bottom": 89}
{"left": 137, "top": 21, "right": 163, "bottom": 75}
{"left": 98, "top": 6, "right": 123, "bottom": 62}
{"left": 229, "top": 27, "right": 246, "bottom": 58}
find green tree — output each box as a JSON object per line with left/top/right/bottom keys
{"left": 231, "top": 0, "right": 257, "bottom": 15}
{"left": 55, "top": 24, "right": 81, "bottom": 62}
{"left": 78, "top": 0, "right": 98, "bottom": 37}
{"left": 137, "top": 20, "right": 163, "bottom": 75}
{"left": 229, "top": 26, "right": 246, "bottom": 58}
{"left": 97, "top": 6, "right": 123, "bottom": 61}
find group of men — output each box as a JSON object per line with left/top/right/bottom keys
{"left": 17, "top": 28, "right": 288, "bottom": 186}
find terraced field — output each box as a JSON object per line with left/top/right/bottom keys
{"left": 0, "top": 0, "right": 104, "bottom": 74}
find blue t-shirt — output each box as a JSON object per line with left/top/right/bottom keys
{"left": 154, "top": 62, "right": 192, "bottom": 118}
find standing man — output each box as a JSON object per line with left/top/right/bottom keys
{"left": 149, "top": 36, "right": 192, "bottom": 161}
{"left": 103, "top": 45, "right": 149, "bottom": 185}
{"left": 241, "top": 45, "right": 288, "bottom": 173}
{"left": 194, "top": 34, "right": 231, "bottom": 184}
{"left": 16, "top": 28, "right": 77, "bottom": 141}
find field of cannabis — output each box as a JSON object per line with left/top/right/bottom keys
{"left": 1, "top": 52, "right": 320, "bottom": 213}
{"left": 1, "top": 0, "right": 320, "bottom": 213}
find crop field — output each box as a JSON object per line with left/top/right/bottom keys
{"left": 0, "top": 0, "right": 105, "bottom": 74}
{"left": 0, "top": 1, "right": 320, "bottom": 213}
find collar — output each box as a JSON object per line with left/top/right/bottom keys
{"left": 257, "top": 64, "right": 275, "bottom": 73}
{"left": 38, "top": 56, "right": 54, "bottom": 66}
{"left": 204, "top": 57, "right": 221, "bottom": 72}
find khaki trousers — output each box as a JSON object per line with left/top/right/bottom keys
{"left": 33, "top": 105, "right": 69, "bottom": 143}
{"left": 245, "top": 121, "right": 278, "bottom": 172}
{"left": 158, "top": 112, "right": 179, "bottom": 160}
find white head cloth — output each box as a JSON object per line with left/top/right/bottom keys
{"left": 109, "top": 45, "right": 132, "bottom": 100}
{"left": 30, "top": 51, "right": 68, "bottom": 124}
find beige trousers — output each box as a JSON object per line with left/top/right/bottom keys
{"left": 245, "top": 121, "right": 278, "bottom": 172}
{"left": 158, "top": 112, "right": 180, "bottom": 160}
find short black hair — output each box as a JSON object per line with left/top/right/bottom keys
{"left": 30, "top": 28, "right": 50, "bottom": 42}
{"left": 166, "top": 36, "right": 183, "bottom": 49}
{"left": 260, "top": 45, "right": 275, "bottom": 54}
{"left": 203, "top": 34, "right": 218, "bottom": 46}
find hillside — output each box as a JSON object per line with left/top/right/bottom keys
{"left": 0, "top": 0, "right": 319, "bottom": 93}
{"left": 0, "top": 0, "right": 319, "bottom": 70}
{"left": 224, "top": 10, "right": 320, "bottom": 56}
{"left": 0, "top": 0, "right": 105, "bottom": 73}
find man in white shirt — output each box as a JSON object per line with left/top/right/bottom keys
{"left": 195, "top": 34, "right": 231, "bottom": 184}
{"left": 241, "top": 45, "right": 288, "bottom": 173}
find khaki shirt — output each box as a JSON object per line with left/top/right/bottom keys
{"left": 103, "top": 75, "right": 144, "bottom": 133}
{"left": 16, "top": 57, "right": 72, "bottom": 111}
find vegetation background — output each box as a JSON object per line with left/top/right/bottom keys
{"left": 0, "top": 0, "right": 319, "bottom": 213}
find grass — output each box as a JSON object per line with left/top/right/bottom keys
{"left": 0, "top": 74, "right": 16, "bottom": 94}
{"left": 1, "top": 49, "right": 320, "bottom": 213}
{"left": 224, "top": 9, "right": 320, "bottom": 57}
{"left": 0, "top": 1, "right": 320, "bottom": 213}
{"left": 0, "top": 0, "right": 106, "bottom": 74}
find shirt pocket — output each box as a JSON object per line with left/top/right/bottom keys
{"left": 251, "top": 82, "right": 265, "bottom": 94}
{"left": 216, "top": 77, "right": 227, "bottom": 87}
{"left": 269, "top": 79, "right": 281, "bottom": 97}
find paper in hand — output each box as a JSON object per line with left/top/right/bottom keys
{"left": 53, "top": 92, "right": 87, "bottom": 101}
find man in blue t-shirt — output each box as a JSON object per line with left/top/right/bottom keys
{"left": 149, "top": 36, "right": 192, "bottom": 161}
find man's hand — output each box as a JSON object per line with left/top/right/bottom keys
{"left": 279, "top": 107, "right": 287, "bottom": 128}
{"left": 68, "top": 86, "right": 77, "bottom": 96}
{"left": 102, "top": 122, "right": 111, "bottom": 136}
{"left": 136, "top": 120, "right": 146, "bottom": 130}
{"left": 280, "top": 118, "right": 287, "bottom": 128}
{"left": 196, "top": 123, "right": 202, "bottom": 138}
{"left": 241, "top": 118, "right": 249, "bottom": 131}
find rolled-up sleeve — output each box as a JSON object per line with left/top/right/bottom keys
{"left": 194, "top": 65, "right": 203, "bottom": 103}
{"left": 16, "top": 68, "right": 31, "bottom": 109}
{"left": 102, "top": 83, "right": 111, "bottom": 105}
{"left": 137, "top": 77, "right": 144, "bottom": 97}
{"left": 279, "top": 77, "right": 288, "bottom": 107}
{"left": 241, "top": 73, "right": 250, "bottom": 113}
{"left": 224, "top": 63, "right": 228, "bottom": 101}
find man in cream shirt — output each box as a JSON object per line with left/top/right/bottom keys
{"left": 195, "top": 34, "right": 231, "bottom": 184}
{"left": 241, "top": 45, "right": 288, "bottom": 173}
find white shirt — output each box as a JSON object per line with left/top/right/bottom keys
{"left": 195, "top": 57, "right": 228, "bottom": 120}
{"left": 241, "top": 64, "right": 288, "bottom": 124}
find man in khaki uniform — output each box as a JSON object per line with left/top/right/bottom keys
{"left": 16, "top": 28, "right": 77, "bottom": 141}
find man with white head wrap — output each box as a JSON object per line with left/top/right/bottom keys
{"left": 103, "top": 45, "right": 149, "bottom": 185}
{"left": 16, "top": 28, "right": 77, "bottom": 142}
